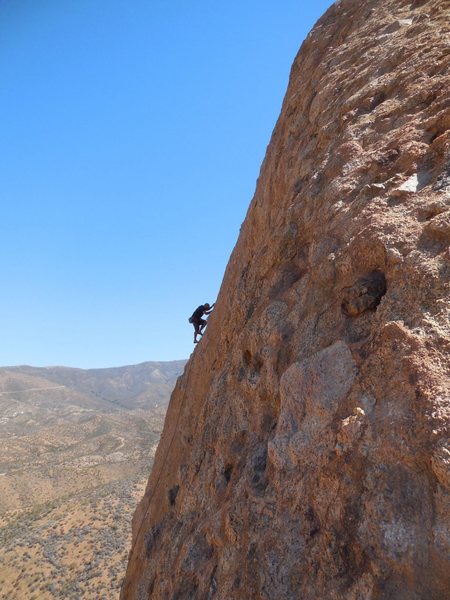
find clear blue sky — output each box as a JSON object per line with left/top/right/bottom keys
{"left": 1, "top": 0, "right": 332, "bottom": 368}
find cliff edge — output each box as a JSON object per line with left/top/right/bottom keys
{"left": 122, "top": 1, "right": 450, "bottom": 598}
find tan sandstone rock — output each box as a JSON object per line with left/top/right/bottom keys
{"left": 121, "top": 1, "right": 450, "bottom": 598}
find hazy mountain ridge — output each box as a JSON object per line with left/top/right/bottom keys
{"left": 0, "top": 360, "right": 186, "bottom": 410}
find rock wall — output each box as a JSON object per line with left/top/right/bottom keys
{"left": 121, "top": 1, "right": 450, "bottom": 598}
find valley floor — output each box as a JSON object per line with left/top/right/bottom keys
{"left": 0, "top": 473, "right": 147, "bottom": 600}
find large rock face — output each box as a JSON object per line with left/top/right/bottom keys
{"left": 121, "top": 1, "right": 450, "bottom": 598}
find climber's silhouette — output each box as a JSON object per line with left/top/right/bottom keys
{"left": 189, "top": 303, "right": 215, "bottom": 343}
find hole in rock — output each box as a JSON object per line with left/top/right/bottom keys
{"left": 293, "top": 178, "right": 304, "bottom": 195}
{"left": 375, "top": 148, "right": 399, "bottom": 166}
{"left": 305, "top": 507, "right": 321, "bottom": 538}
{"left": 168, "top": 485, "right": 180, "bottom": 506}
{"left": 426, "top": 130, "right": 440, "bottom": 145}
{"left": 369, "top": 91, "right": 386, "bottom": 110}
{"left": 341, "top": 271, "right": 387, "bottom": 317}
{"left": 425, "top": 121, "right": 449, "bottom": 145}
{"left": 223, "top": 464, "right": 233, "bottom": 484}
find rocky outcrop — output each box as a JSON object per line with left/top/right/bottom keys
{"left": 121, "top": 1, "right": 450, "bottom": 598}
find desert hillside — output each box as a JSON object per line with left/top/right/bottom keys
{"left": 122, "top": 1, "right": 450, "bottom": 599}
{"left": 0, "top": 360, "right": 185, "bottom": 600}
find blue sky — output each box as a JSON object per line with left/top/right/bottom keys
{"left": 0, "top": 0, "right": 332, "bottom": 368}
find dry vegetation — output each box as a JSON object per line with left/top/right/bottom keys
{"left": 0, "top": 476, "right": 149, "bottom": 599}
{"left": 0, "top": 361, "right": 184, "bottom": 600}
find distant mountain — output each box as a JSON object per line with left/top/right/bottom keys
{"left": 0, "top": 360, "right": 186, "bottom": 414}
{"left": 0, "top": 359, "right": 187, "bottom": 507}
{"left": 0, "top": 359, "right": 186, "bottom": 599}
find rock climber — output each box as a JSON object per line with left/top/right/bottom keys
{"left": 189, "top": 303, "right": 215, "bottom": 343}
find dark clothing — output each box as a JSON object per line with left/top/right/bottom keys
{"left": 193, "top": 318, "right": 207, "bottom": 331}
{"left": 190, "top": 303, "right": 213, "bottom": 342}
{"left": 191, "top": 305, "right": 207, "bottom": 322}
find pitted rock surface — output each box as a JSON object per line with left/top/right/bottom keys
{"left": 121, "top": 1, "right": 450, "bottom": 599}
